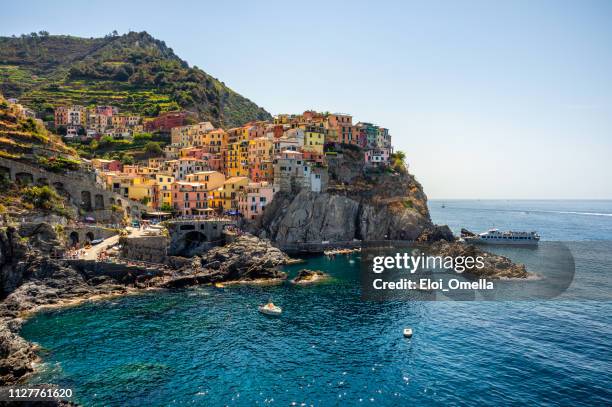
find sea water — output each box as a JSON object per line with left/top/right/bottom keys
{"left": 21, "top": 200, "right": 612, "bottom": 406}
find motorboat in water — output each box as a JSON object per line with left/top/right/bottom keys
{"left": 258, "top": 302, "right": 282, "bottom": 316}
{"left": 461, "top": 228, "right": 539, "bottom": 245}
{"left": 403, "top": 327, "right": 413, "bottom": 338}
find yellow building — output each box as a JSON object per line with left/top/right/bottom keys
{"left": 104, "top": 173, "right": 135, "bottom": 197}
{"left": 212, "top": 176, "right": 249, "bottom": 211}
{"left": 198, "top": 129, "right": 227, "bottom": 154}
{"left": 128, "top": 176, "right": 158, "bottom": 208}
{"left": 156, "top": 173, "right": 175, "bottom": 209}
{"left": 184, "top": 171, "right": 225, "bottom": 190}
{"left": 225, "top": 141, "right": 249, "bottom": 178}
{"left": 248, "top": 137, "right": 273, "bottom": 163}
{"left": 304, "top": 126, "right": 325, "bottom": 153}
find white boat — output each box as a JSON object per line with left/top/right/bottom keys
{"left": 258, "top": 303, "right": 282, "bottom": 316}
{"left": 462, "top": 229, "right": 539, "bottom": 245}
{"left": 403, "top": 328, "right": 413, "bottom": 338}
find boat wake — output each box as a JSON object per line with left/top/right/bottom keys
{"left": 441, "top": 205, "right": 612, "bottom": 217}
{"left": 551, "top": 211, "right": 612, "bottom": 217}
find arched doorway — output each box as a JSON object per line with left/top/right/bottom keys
{"left": 85, "top": 232, "right": 95, "bottom": 243}
{"left": 69, "top": 231, "right": 79, "bottom": 246}
{"left": 81, "top": 191, "right": 92, "bottom": 211}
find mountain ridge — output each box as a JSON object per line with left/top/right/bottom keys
{"left": 0, "top": 31, "right": 271, "bottom": 128}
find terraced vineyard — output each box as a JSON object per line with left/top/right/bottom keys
{"left": 0, "top": 93, "right": 77, "bottom": 160}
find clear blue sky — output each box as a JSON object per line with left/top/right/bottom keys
{"left": 2, "top": 0, "right": 611, "bottom": 199}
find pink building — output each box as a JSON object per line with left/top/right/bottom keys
{"left": 92, "top": 158, "right": 123, "bottom": 172}
{"left": 171, "top": 181, "right": 215, "bottom": 216}
{"left": 238, "top": 182, "right": 276, "bottom": 220}
{"left": 364, "top": 148, "right": 391, "bottom": 165}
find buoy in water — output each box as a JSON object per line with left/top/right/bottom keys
{"left": 403, "top": 328, "right": 413, "bottom": 338}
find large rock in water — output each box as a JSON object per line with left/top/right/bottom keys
{"left": 291, "top": 269, "right": 330, "bottom": 285}
{"left": 429, "top": 241, "right": 529, "bottom": 279}
{"left": 190, "top": 235, "right": 290, "bottom": 282}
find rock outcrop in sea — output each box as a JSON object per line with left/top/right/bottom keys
{"left": 254, "top": 145, "right": 453, "bottom": 245}
{"left": 290, "top": 269, "right": 330, "bottom": 285}
{"left": 429, "top": 240, "right": 529, "bottom": 279}
{"left": 165, "top": 235, "right": 291, "bottom": 287}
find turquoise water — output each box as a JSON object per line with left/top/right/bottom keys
{"left": 21, "top": 200, "right": 612, "bottom": 406}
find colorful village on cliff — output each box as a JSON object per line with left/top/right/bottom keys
{"left": 46, "top": 103, "right": 396, "bottom": 220}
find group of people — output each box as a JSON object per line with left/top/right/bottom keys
{"left": 96, "top": 248, "right": 112, "bottom": 262}
{"left": 64, "top": 246, "right": 86, "bottom": 259}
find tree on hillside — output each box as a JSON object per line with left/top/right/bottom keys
{"left": 390, "top": 151, "right": 407, "bottom": 172}
{"left": 143, "top": 141, "right": 162, "bottom": 156}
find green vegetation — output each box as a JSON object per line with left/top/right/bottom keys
{"left": 68, "top": 131, "right": 168, "bottom": 162}
{"left": 0, "top": 31, "right": 271, "bottom": 127}
{"left": 143, "top": 141, "right": 162, "bottom": 156}
{"left": 37, "top": 155, "right": 80, "bottom": 172}
{"left": 22, "top": 185, "right": 61, "bottom": 209}
{"left": 21, "top": 185, "right": 73, "bottom": 217}
{"left": 390, "top": 151, "right": 407, "bottom": 173}
{"left": 160, "top": 203, "right": 173, "bottom": 212}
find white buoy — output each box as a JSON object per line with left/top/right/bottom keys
{"left": 403, "top": 328, "right": 413, "bottom": 338}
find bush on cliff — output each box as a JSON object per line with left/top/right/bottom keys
{"left": 21, "top": 185, "right": 74, "bottom": 218}
{"left": 22, "top": 186, "right": 62, "bottom": 210}
{"left": 391, "top": 151, "right": 407, "bottom": 173}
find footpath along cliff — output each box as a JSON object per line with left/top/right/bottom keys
{"left": 256, "top": 145, "right": 452, "bottom": 244}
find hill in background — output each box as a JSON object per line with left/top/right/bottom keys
{"left": 0, "top": 31, "right": 271, "bottom": 128}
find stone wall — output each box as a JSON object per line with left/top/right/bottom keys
{"left": 165, "top": 219, "right": 235, "bottom": 256}
{"left": 63, "top": 225, "right": 118, "bottom": 245}
{"left": 0, "top": 157, "right": 148, "bottom": 221}
{"left": 119, "top": 235, "right": 169, "bottom": 263}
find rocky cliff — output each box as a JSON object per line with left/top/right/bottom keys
{"left": 0, "top": 227, "right": 29, "bottom": 298}
{"left": 256, "top": 146, "right": 452, "bottom": 244}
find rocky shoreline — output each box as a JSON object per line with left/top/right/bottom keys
{"left": 0, "top": 233, "right": 295, "bottom": 386}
